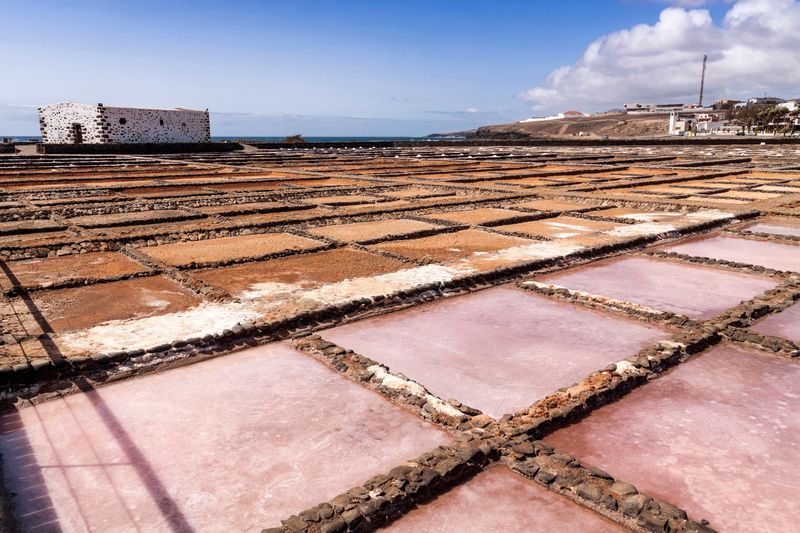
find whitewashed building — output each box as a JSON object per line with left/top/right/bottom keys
{"left": 38, "top": 102, "right": 210, "bottom": 144}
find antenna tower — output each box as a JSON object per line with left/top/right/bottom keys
{"left": 698, "top": 54, "right": 708, "bottom": 107}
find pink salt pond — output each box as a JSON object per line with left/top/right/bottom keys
{"left": 385, "top": 466, "right": 624, "bottom": 532}
{"left": 324, "top": 286, "right": 668, "bottom": 418}
{"left": 540, "top": 256, "right": 776, "bottom": 319}
{"left": 0, "top": 343, "right": 449, "bottom": 531}
{"left": 547, "top": 344, "right": 800, "bottom": 533}
{"left": 746, "top": 221, "right": 800, "bottom": 238}
{"left": 664, "top": 235, "right": 799, "bottom": 272}
{"left": 752, "top": 302, "right": 800, "bottom": 342}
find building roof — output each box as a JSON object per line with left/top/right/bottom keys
{"left": 41, "top": 101, "right": 207, "bottom": 113}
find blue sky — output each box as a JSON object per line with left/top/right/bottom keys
{"left": 4, "top": 0, "right": 794, "bottom": 136}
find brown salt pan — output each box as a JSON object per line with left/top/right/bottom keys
{"left": 426, "top": 207, "right": 528, "bottom": 225}
{"left": 497, "top": 216, "right": 621, "bottom": 239}
{"left": 190, "top": 247, "right": 408, "bottom": 295}
{"left": 307, "top": 218, "right": 441, "bottom": 242}
{"left": 372, "top": 229, "right": 532, "bottom": 263}
{"left": 141, "top": 232, "right": 323, "bottom": 267}
{"left": 29, "top": 275, "right": 202, "bottom": 333}
{"left": 0, "top": 252, "right": 147, "bottom": 290}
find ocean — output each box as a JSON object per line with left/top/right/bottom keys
{"left": 211, "top": 136, "right": 438, "bottom": 142}
{"left": 2, "top": 136, "right": 451, "bottom": 143}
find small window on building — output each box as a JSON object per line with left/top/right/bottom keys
{"left": 159, "top": 118, "right": 164, "bottom": 126}
{"left": 119, "top": 118, "right": 127, "bottom": 125}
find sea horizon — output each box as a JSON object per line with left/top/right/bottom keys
{"left": 2, "top": 135, "right": 465, "bottom": 143}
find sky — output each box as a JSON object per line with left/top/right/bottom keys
{"left": 1, "top": 0, "right": 798, "bottom": 136}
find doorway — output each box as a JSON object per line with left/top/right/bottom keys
{"left": 71, "top": 123, "right": 83, "bottom": 144}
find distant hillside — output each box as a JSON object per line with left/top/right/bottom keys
{"left": 469, "top": 113, "right": 670, "bottom": 139}
{"left": 426, "top": 129, "right": 476, "bottom": 139}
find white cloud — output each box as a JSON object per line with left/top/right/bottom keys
{"left": 521, "top": 0, "right": 800, "bottom": 113}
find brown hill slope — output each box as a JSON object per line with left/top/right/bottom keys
{"left": 470, "top": 113, "right": 670, "bottom": 139}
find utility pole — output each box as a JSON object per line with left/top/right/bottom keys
{"left": 698, "top": 54, "right": 708, "bottom": 107}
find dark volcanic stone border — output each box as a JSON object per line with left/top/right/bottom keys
{"left": 263, "top": 436, "right": 500, "bottom": 533}
{"left": 503, "top": 442, "right": 713, "bottom": 533}
{"left": 37, "top": 142, "right": 243, "bottom": 155}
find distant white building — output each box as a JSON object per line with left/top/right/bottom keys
{"left": 734, "top": 97, "right": 787, "bottom": 110}
{"left": 625, "top": 103, "right": 688, "bottom": 114}
{"left": 519, "top": 113, "right": 565, "bottom": 123}
{"left": 748, "top": 96, "right": 785, "bottom": 106}
{"left": 38, "top": 102, "right": 210, "bottom": 144}
{"left": 778, "top": 99, "right": 799, "bottom": 112}
{"left": 518, "top": 110, "right": 585, "bottom": 123}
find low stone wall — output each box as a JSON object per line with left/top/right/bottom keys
{"left": 36, "top": 142, "right": 242, "bottom": 155}
{"left": 246, "top": 138, "right": 800, "bottom": 149}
